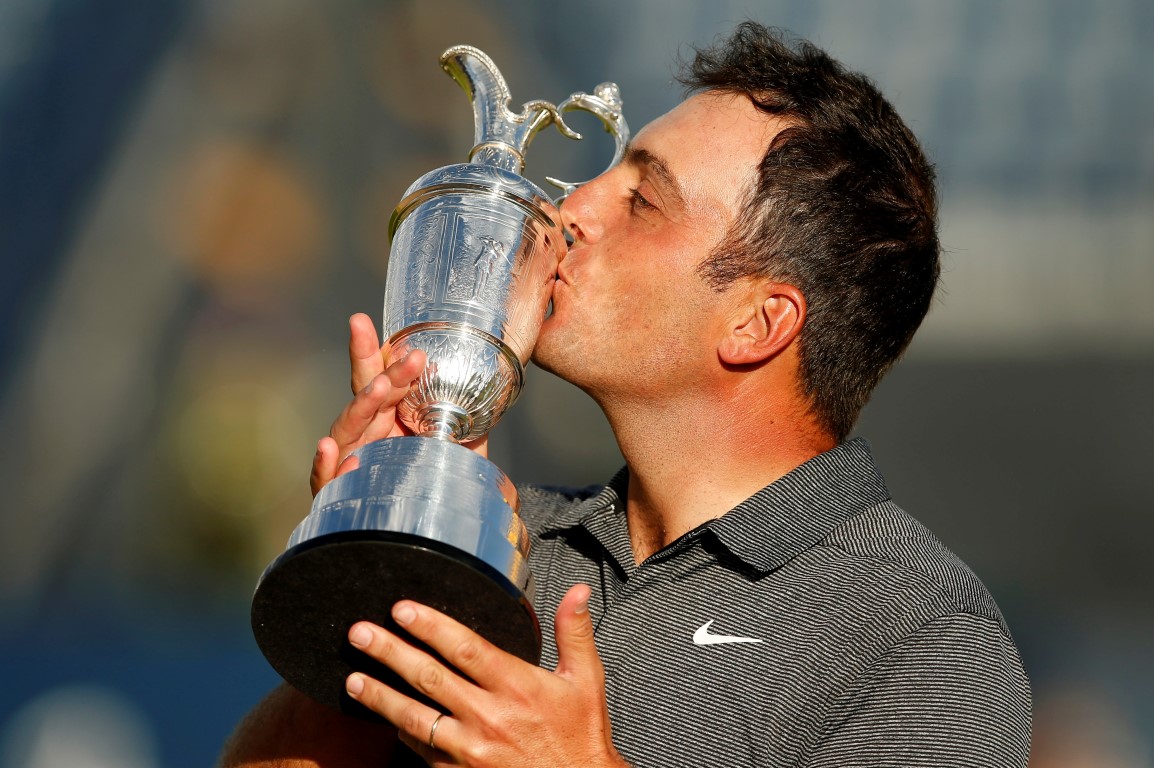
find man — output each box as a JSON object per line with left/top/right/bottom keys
{"left": 222, "top": 22, "right": 1031, "bottom": 767}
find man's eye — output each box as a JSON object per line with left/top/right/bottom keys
{"left": 629, "top": 188, "right": 655, "bottom": 212}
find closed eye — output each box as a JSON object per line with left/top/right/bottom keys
{"left": 629, "top": 188, "right": 656, "bottom": 213}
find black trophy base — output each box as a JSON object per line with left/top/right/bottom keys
{"left": 251, "top": 530, "right": 540, "bottom": 719}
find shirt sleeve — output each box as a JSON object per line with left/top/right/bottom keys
{"left": 800, "top": 612, "right": 1032, "bottom": 768}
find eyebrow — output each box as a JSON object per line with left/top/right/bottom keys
{"left": 624, "top": 144, "right": 688, "bottom": 210}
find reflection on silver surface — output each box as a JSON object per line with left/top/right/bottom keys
{"left": 292, "top": 436, "right": 532, "bottom": 596}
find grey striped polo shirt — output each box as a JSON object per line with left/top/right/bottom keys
{"left": 518, "top": 438, "right": 1031, "bottom": 767}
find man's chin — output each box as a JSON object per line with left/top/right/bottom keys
{"left": 529, "top": 344, "right": 558, "bottom": 375}
{"left": 529, "top": 331, "right": 575, "bottom": 379}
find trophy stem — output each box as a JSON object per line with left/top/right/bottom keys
{"left": 415, "top": 402, "right": 472, "bottom": 442}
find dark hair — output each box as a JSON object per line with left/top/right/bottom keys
{"left": 680, "top": 22, "right": 940, "bottom": 442}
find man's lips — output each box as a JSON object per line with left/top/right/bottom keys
{"left": 555, "top": 244, "right": 581, "bottom": 285}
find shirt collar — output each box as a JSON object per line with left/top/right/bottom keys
{"left": 539, "top": 438, "right": 890, "bottom": 574}
{"left": 542, "top": 466, "right": 628, "bottom": 530}
{"left": 540, "top": 467, "right": 634, "bottom": 570}
{"left": 707, "top": 438, "right": 890, "bottom": 572}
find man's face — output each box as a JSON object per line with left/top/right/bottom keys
{"left": 533, "top": 92, "right": 782, "bottom": 402}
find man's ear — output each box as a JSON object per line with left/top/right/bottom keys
{"left": 718, "top": 281, "right": 806, "bottom": 365}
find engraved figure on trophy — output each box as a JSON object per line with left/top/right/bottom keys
{"left": 250, "top": 45, "right": 628, "bottom": 716}
{"left": 471, "top": 236, "right": 506, "bottom": 300}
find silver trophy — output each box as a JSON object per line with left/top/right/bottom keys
{"left": 251, "top": 45, "right": 628, "bottom": 715}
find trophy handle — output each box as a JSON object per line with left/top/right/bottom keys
{"left": 546, "top": 83, "right": 630, "bottom": 204}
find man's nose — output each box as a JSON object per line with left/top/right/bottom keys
{"left": 558, "top": 180, "right": 604, "bottom": 245}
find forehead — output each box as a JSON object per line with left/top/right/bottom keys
{"left": 631, "top": 91, "right": 781, "bottom": 212}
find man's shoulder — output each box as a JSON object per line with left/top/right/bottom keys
{"left": 819, "top": 500, "right": 1008, "bottom": 628}
{"left": 516, "top": 483, "right": 605, "bottom": 533}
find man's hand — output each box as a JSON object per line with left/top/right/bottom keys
{"left": 311, "top": 313, "right": 488, "bottom": 496}
{"left": 342, "top": 585, "right": 631, "bottom": 768}
{"left": 310, "top": 313, "right": 423, "bottom": 495}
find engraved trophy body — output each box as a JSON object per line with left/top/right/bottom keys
{"left": 251, "top": 46, "right": 627, "bottom": 715}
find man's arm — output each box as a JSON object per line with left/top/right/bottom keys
{"left": 218, "top": 684, "right": 398, "bottom": 767}
{"left": 802, "top": 613, "right": 1032, "bottom": 767}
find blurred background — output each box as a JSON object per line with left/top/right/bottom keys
{"left": 0, "top": 0, "right": 1150, "bottom": 765}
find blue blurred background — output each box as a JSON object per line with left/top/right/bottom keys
{"left": 1, "top": 1, "right": 1151, "bottom": 765}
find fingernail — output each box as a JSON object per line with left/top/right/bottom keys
{"left": 349, "top": 624, "right": 372, "bottom": 648}
{"left": 574, "top": 585, "right": 590, "bottom": 615}
{"left": 393, "top": 603, "right": 417, "bottom": 626}
{"left": 346, "top": 674, "right": 364, "bottom": 696}
{"left": 362, "top": 377, "right": 376, "bottom": 395}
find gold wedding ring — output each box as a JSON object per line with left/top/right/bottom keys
{"left": 428, "top": 713, "right": 446, "bottom": 750}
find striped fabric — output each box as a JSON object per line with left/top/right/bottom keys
{"left": 518, "top": 438, "right": 1031, "bottom": 767}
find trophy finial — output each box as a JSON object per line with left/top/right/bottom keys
{"left": 440, "top": 45, "right": 560, "bottom": 174}
{"left": 439, "top": 46, "right": 629, "bottom": 182}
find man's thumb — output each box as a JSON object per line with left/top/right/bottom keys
{"left": 554, "top": 584, "right": 601, "bottom": 678}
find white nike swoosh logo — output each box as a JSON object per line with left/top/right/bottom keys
{"left": 693, "top": 620, "right": 763, "bottom": 646}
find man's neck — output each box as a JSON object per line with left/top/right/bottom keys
{"left": 600, "top": 391, "right": 835, "bottom": 565}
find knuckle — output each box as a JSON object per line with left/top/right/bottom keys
{"left": 574, "top": 622, "right": 596, "bottom": 642}
{"left": 416, "top": 662, "right": 445, "bottom": 695}
{"left": 459, "top": 740, "right": 490, "bottom": 767}
{"left": 401, "top": 704, "right": 424, "bottom": 736}
{"left": 454, "top": 637, "right": 483, "bottom": 666}
{"left": 382, "top": 639, "right": 404, "bottom": 666}
{"left": 513, "top": 678, "right": 542, "bottom": 708}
